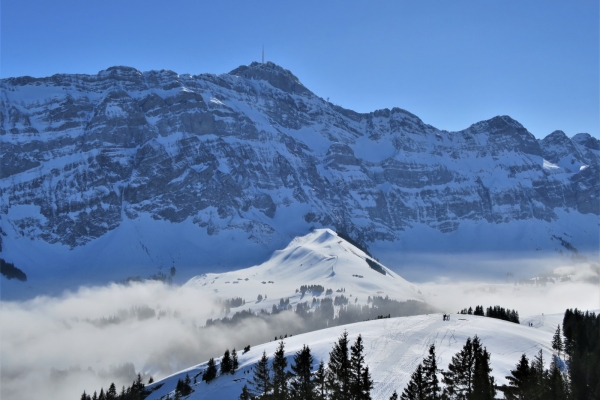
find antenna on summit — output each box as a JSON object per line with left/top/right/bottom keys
{"left": 262, "top": 45, "right": 264, "bottom": 64}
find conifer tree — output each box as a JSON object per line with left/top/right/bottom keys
{"left": 314, "top": 360, "right": 328, "bottom": 400}
{"left": 222, "top": 349, "right": 232, "bottom": 375}
{"left": 203, "top": 358, "right": 218, "bottom": 382}
{"left": 545, "top": 355, "right": 569, "bottom": 400}
{"left": 360, "top": 366, "right": 374, "bottom": 400}
{"left": 232, "top": 348, "right": 239, "bottom": 374}
{"left": 92, "top": 391, "right": 98, "bottom": 400}
{"left": 350, "top": 334, "right": 366, "bottom": 399}
{"left": 400, "top": 364, "right": 426, "bottom": 400}
{"left": 272, "top": 341, "right": 289, "bottom": 400}
{"left": 327, "top": 331, "right": 351, "bottom": 399}
{"left": 239, "top": 384, "right": 253, "bottom": 400}
{"left": 442, "top": 336, "right": 480, "bottom": 399}
{"left": 98, "top": 388, "right": 106, "bottom": 400}
{"left": 252, "top": 350, "right": 272, "bottom": 397}
{"left": 80, "top": 391, "right": 91, "bottom": 400}
{"left": 290, "top": 344, "right": 316, "bottom": 400}
{"left": 471, "top": 345, "right": 496, "bottom": 400}
{"left": 422, "top": 344, "right": 440, "bottom": 400}
{"left": 389, "top": 390, "right": 398, "bottom": 400}
{"left": 529, "top": 349, "right": 546, "bottom": 399}
{"left": 552, "top": 325, "right": 563, "bottom": 357}
{"left": 501, "top": 353, "right": 533, "bottom": 400}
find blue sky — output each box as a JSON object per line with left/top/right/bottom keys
{"left": 2, "top": 0, "right": 598, "bottom": 138}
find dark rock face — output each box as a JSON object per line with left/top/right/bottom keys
{"left": 0, "top": 62, "right": 597, "bottom": 250}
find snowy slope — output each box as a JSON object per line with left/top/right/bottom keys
{"left": 184, "top": 229, "right": 424, "bottom": 315}
{"left": 144, "top": 314, "right": 555, "bottom": 400}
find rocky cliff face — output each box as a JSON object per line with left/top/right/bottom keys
{"left": 1, "top": 62, "right": 598, "bottom": 283}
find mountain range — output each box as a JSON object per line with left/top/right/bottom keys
{"left": 1, "top": 61, "right": 598, "bottom": 298}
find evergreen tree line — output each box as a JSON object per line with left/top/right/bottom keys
{"left": 201, "top": 348, "right": 240, "bottom": 383}
{"left": 0, "top": 258, "right": 27, "bottom": 281}
{"left": 298, "top": 285, "right": 326, "bottom": 295}
{"left": 79, "top": 374, "right": 152, "bottom": 400}
{"left": 240, "top": 331, "right": 373, "bottom": 400}
{"left": 206, "top": 296, "right": 434, "bottom": 334}
{"left": 458, "top": 305, "right": 519, "bottom": 324}
{"left": 562, "top": 309, "right": 599, "bottom": 399}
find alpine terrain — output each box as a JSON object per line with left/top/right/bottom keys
{"left": 1, "top": 61, "right": 598, "bottom": 297}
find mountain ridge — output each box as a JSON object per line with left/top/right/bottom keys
{"left": 1, "top": 62, "right": 598, "bottom": 297}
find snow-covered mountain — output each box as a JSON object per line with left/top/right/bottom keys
{"left": 185, "top": 229, "right": 425, "bottom": 316}
{"left": 143, "top": 313, "right": 555, "bottom": 400}
{"left": 1, "top": 62, "right": 598, "bottom": 296}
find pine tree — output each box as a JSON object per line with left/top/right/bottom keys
{"left": 203, "top": 358, "right": 218, "bottom": 382}
{"left": 232, "top": 348, "right": 239, "bottom": 374}
{"left": 240, "top": 384, "right": 253, "bottom": 400}
{"left": 98, "top": 388, "right": 106, "bottom": 400}
{"left": 501, "top": 353, "right": 533, "bottom": 400}
{"left": 327, "top": 331, "right": 351, "bottom": 399}
{"left": 529, "top": 349, "right": 546, "bottom": 400}
{"left": 350, "top": 334, "right": 366, "bottom": 400}
{"left": 470, "top": 345, "right": 496, "bottom": 400}
{"left": 252, "top": 350, "right": 272, "bottom": 397}
{"left": 361, "top": 366, "right": 374, "bottom": 400}
{"left": 222, "top": 349, "right": 232, "bottom": 375}
{"left": 442, "top": 336, "right": 479, "bottom": 399}
{"left": 422, "top": 344, "right": 441, "bottom": 400}
{"left": 80, "top": 391, "right": 90, "bottom": 400}
{"left": 290, "top": 344, "right": 316, "bottom": 400}
{"left": 545, "top": 355, "right": 569, "bottom": 400}
{"left": 92, "top": 391, "right": 98, "bottom": 400}
{"left": 389, "top": 391, "right": 398, "bottom": 400}
{"left": 400, "top": 364, "right": 426, "bottom": 400}
{"left": 552, "top": 325, "right": 563, "bottom": 357}
{"left": 272, "top": 341, "right": 289, "bottom": 400}
{"left": 314, "top": 360, "right": 328, "bottom": 400}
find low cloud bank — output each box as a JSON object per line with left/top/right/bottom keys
{"left": 0, "top": 281, "right": 305, "bottom": 400}
{"left": 1, "top": 255, "right": 597, "bottom": 400}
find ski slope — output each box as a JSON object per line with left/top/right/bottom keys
{"left": 144, "top": 313, "right": 554, "bottom": 400}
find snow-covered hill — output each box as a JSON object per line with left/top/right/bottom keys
{"left": 143, "top": 313, "right": 555, "bottom": 400}
{"left": 185, "top": 229, "right": 424, "bottom": 316}
{"left": 1, "top": 62, "right": 598, "bottom": 298}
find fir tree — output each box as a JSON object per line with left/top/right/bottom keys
{"left": 80, "top": 391, "right": 91, "bottom": 400}
{"left": 272, "top": 341, "right": 289, "bottom": 400}
{"left": 327, "top": 331, "right": 351, "bottom": 399}
{"left": 389, "top": 391, "right": 398, "bottom": 400}
{"left": 442, "top": 336, "right": 480, "bottom": 399}
{"left": 252, "top": 350, "right": 272, "bottom": 397}
{"left": 552, "top": 325, "right": 563, "bottom": 357}
{"left": 470, "top": 345, "right": 496, "bottom": 400}
{"left": 203, "top": 358, "right": 218, "bottom": 383}
{"left": 98, "top": 388, "right": 106, "bottom": 400}
{"left": 422, "top": 344, "right": 441, "bottom": 400}
{"left": 350, "top": 334, "right": 366, "bottom": 400}
{"left": 92, "top": 391, "right": 98, "bottom": 400}
{"left": 232, "top": 348, "right": 239, "bottom": 374}
{"left": 501, "top": 353, "right": 533, "bottom": 400}
{"left": 222, "top": 349, "right": 232, "bottom": 375}
{"left": 400, "top": 364, "right": 426, "bottom": 400}
{"left": 314, "top": 360, "right": 328, "bottom": 400}
{"left": 239, "top": 384, "right": 253, "bottom": 400}
{"left": 290, "top": 344, "right": 316, "bottom": 400}
{"left": 529, "top": 349, "right": 546, "bottom": 400}
{"left": 350, "top": 334, "right": 373, "bottom": 400}
{"left": 545, "top": 355, "right": 569, "bottom": 400}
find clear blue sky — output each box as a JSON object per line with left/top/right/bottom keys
{"left": 2, "top": 0, "right": 598, "bottom": 138}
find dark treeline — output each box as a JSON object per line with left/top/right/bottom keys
{"left": 241, "top": 331, "right": 373, "bottom": 399}
{"left": 79, "top": 374, "right": 155, "bottom": 400}
{"left": 206, "top": 296, "right": 435, "bottom": 332}
{"left": 365, "top": 259, "right": 386, "bottom": 275}
{"left": 0, "top": 258, "right": 27, "bottom": 281}
{"left": 458, "top": 305, "right": 519, "bottom": 324}
{"left": 562, "top": 309, "right": 599, "bottom": 399}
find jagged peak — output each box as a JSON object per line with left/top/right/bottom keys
{"left": 228, "top": 61, "right": 311, "bottom": 95}
{"left": 98, "top": 66, "right": 143, "bottom": 78}
{"left": 541, "top": 130, "right": 570, "bottom": 143}
{"left": 572, "top": 133, "right": 600, "bottom": 150}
